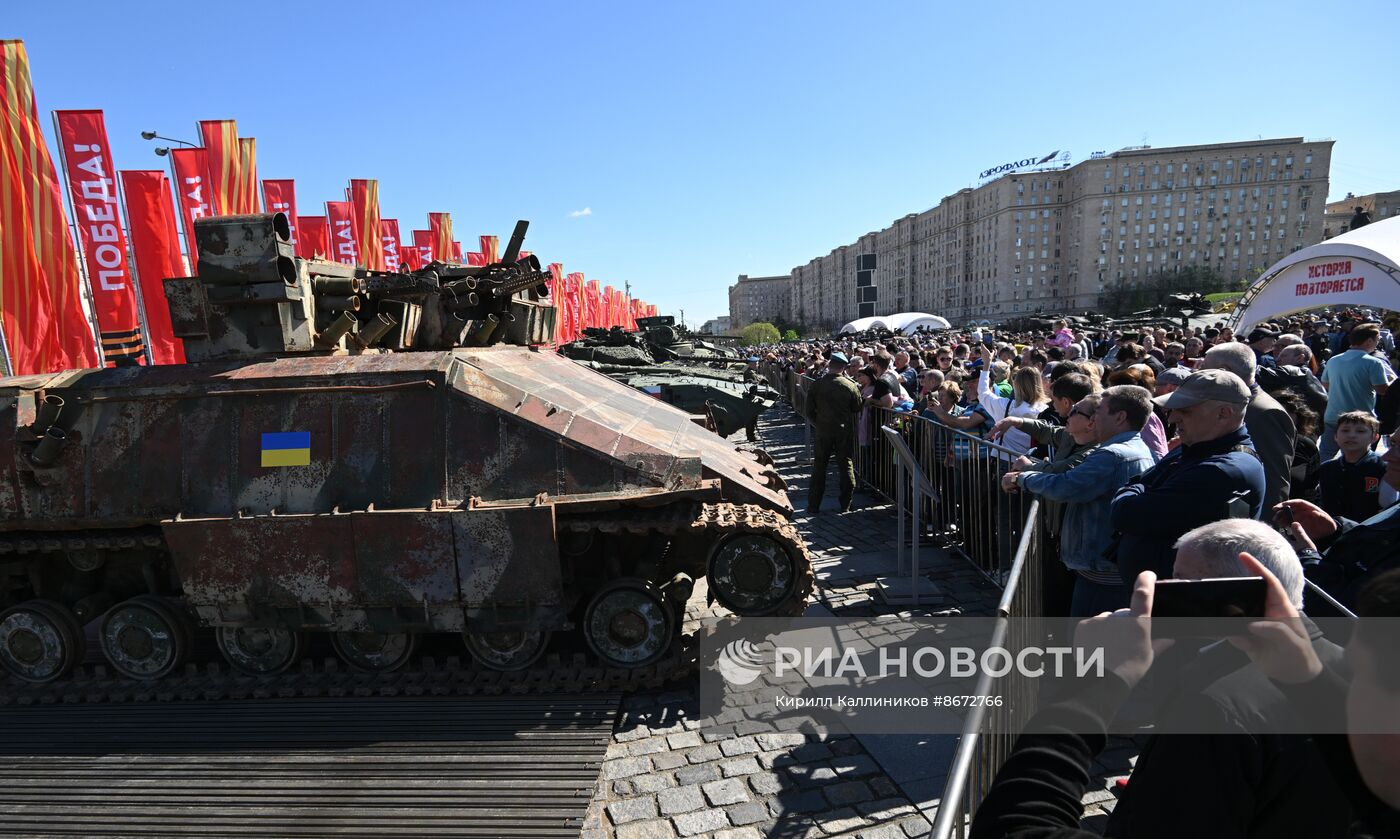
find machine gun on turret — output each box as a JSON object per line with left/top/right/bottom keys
{"left": 164, "top": 214, "right": 556, "bottom": 362}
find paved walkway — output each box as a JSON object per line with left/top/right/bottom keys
{"left": 582, "top": 405, "right": 1132, "bottom": 837}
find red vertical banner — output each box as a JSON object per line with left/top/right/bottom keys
{"left": 567, "top": 273, "right": 584, "bottom": 338}
{"left": 412, "top": 230, "right": 434, "bottom": 268}
{"left": 197, "top": 119, "right": 240, "bottom": 216}
{"left": 467, "top": 252, "right": 487, "bottom": 266}
{"left": 380, "top": 219, "right": 403, "bottom": 271}
{"left": 118, "top": 170, "right": 186, "bottom": 365}
{"left": 451, "top": 242, "right": 463, "bottom": 263}
{"left": 0, "top": 42, "right": 99, "bottom": 374}
{"left": 428, "top": 213, "right": 452, "bottom": 262}
{"left": 168, "top": 147, "right": 210, "bottom": 269}
{"left": 349, "top": 179, "right": 385, "bottom": 270}
{"left": 325, "top": 201, "right": 359, "bottom": 266}
{"left": 297, "top": 216, "right": 329, "bottom": 260}
{"left": 261, "top": 179, "right": 299, "bottom": 246}
{"left": 238, "top": 138, "right": 259, "bottom": 213}
{"left": 479, "top": 235, "right": 499, "bottom": 264}
{"left": 54, "top": 110, "right": 145, "bottom": 364}
{"left": 586, "top": 280, "right": 602, "bottom": 329}
{"left": 546, "top": 263, "right": 565, "bottom": 344}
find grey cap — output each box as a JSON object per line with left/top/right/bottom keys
{"left": 1153, "top": 369, "right": 1250, "bottom": 409}
{"left": 1156, "top": 366, "right": 1192, "bottom": 388}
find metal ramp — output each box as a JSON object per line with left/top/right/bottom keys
{"left": 0, "top": 694, "right": 618, "bottom": 838}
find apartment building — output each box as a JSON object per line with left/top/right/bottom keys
{"left": 728, "top": 274, "right": 792, "bottom": 328}
{"left": 1324, "top": 189, "right": 1400, "bottom": 239}
{"left": 790, "top": 137, "right": 1333, "bottom": 329}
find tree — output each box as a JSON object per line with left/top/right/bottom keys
{"left": 1100, "top": 265, "right": 1247, "bottom": 316}
{"left": 740, "top": 322, "right": 780, "bottom": 345}
{"left": 782, "top": 329, "right": 799, "bottom": 341}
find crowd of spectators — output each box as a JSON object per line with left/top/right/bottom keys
{"left": 750, "top": 309, "right": 1400, "bottom": 836}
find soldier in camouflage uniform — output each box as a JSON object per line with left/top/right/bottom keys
{"left": 806, "top": 352, "right": 863, "bottom": 513}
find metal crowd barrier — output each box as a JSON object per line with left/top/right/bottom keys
{"left": 928, "top": 503, "right": 1043, "bottom": 839}
{"left": 758, "top": 362, "right": 1048, "bottom": 838}
{"left": 768, "top": 366, "right": 1036, "bottom": 587}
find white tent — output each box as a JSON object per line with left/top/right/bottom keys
{"left": 1228, "top": 217, "right": 1400, "bottom": 330}
{"left": 838, "top": 312, "right": 952, "bottom": 334}
{"left": 837, "top": 316, "right": 882, "bottom": 334}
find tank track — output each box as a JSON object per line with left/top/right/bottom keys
{"left": 0, "top": 503, "right": 812, "bottom": 704}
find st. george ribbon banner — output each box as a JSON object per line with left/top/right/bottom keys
{"left": 53, "top": 110, "right": 145, "bottom": 364}
{"left": 326, "top": 200, "right": 360, "bottom": 266}
{"left": 297, "top": 216, "right": 329, "bottom": 260}
{"left": 168, "top": 147, "right": 210, "bottom": 270}
{"left": 197, "top": 119, "right": 240, "bottom": 216}
{"left": 0, "top": 41, "right": 99, "bottom": 374}
{"left": 238, "top": 138, "right": 259, "bottom": 213}
{"left": 547, "top": 263, "right": 568, "bottom": 343}
{"left": 350, "top": 179, "right": 385, "bottom": 271}
{"left": 261, "top": 179, "right": 299, "bottom": 248}
{"left": 428, "top": 212, "right": 452, "bottom": 262}
{"left": 380, "top": 219, "right": 403, "bottom": 271}
{"left": 118, "top": 170, "right": 186, "bottom": 365}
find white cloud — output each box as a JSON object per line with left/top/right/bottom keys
{"left": 568, "top": 207, "right": 592, "bottom": 218}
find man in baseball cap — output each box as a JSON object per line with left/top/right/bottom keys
{"left": 1246, "top": 327, "right": 1281, "bottom": 370}
{"left": 1110, "top": 368, "right": 1265, "bottom": 582}
{"left": 1154, "top": 365, "right": 1192, "bottom": 396}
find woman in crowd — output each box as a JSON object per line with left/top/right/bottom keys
{"left": 1274, "top": 389, "right": 1322, "bottom": 501}
{"left": 977, "top": 344, "right": 1049, "bottom": 457}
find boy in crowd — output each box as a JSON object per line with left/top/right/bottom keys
{"left": 1317, "top": 410, "right": 1388, "bottom": 523}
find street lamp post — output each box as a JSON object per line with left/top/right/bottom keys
{"left": 140, "top": 130, "right": 195, "bottom": 157}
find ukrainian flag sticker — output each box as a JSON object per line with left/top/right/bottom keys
{"left": 261, "top": 431, "right": 311, "bottom": 467}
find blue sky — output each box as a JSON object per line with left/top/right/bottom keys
{"left": 12, "top": 0, "right": 1400, "bottom": 325}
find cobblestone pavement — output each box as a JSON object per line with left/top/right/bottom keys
{"left": 582, "top": 404, "right": 1134, "bottom": 837}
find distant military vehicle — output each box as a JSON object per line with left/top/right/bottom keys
{"left": 560, "top": 318, "right": 776, "bottom": 438}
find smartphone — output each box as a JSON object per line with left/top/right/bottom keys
{"left": 1153, "top": 577, "right": 1266, "bottom": 619}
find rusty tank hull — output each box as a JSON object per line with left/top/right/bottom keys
{"left": 0, "top": 214, "right": 812, "bottom": 691}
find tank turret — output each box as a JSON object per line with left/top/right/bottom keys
{"left": 165, "top": 214, "right": 556, "bottom": 362}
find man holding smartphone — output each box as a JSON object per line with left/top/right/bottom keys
{"left": 971, "top": 564, "right": 1400, "bottom": 839}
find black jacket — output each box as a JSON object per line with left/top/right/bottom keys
{"left": 1290, "top": 434, "right": 1322, "bottom": 501}
{"left": 1109, "top": 427, "right": 1266, "bottom": 583}
{"left": 1305, "top": 503, "right": 1400, "bottom": 611}
{"left": 1259, "top": 364, "right": 1329, "bottom": 416}
{"left": 1105, "top": 625, "right": 1352, "bottom": 839}
{"left": 970, "top": 664, "right": 1400, "bottom": 839}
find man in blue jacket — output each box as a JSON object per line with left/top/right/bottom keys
{"left": 1002, "top": 385, "right": 1157, "bottom": 615}
{"left": 1109, "top": 369, "right": 1266, "bottom": 584}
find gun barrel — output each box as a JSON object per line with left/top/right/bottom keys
{"left": 501, "top": 220, "right": 528, "bottom": 265}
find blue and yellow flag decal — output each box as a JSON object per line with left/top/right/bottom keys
{"left": 261, "top": 432, "right": 311, "bottom": 467}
